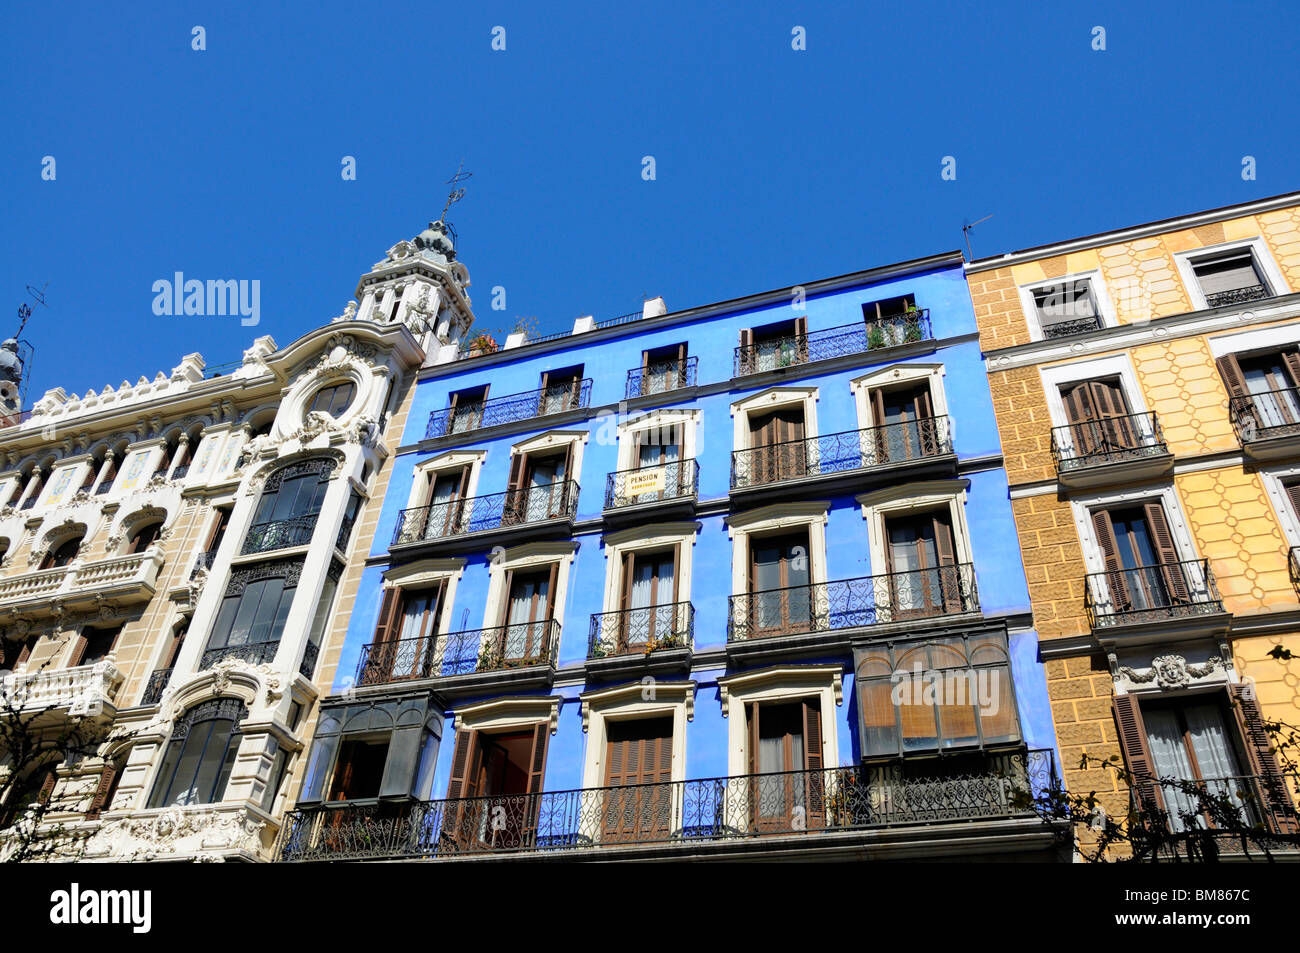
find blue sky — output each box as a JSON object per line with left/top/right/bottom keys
{"left": 3, "top": 0, "right": 1297, "bottom": 403}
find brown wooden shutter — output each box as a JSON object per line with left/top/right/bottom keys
{"left": 85, "top": 761, "right": 118, "bottom": 819}
{"left": 1230, "top": 684, "right": 1298, "bottom": 834}
{"left": 526, "top": 722, "right": 549, "bottom": 794}
{"left": 739, "top": 328, "right": 753, "bottom": 349}
{"left": 1286, "top": 481, "right": 1300, "bottom": 522}
{"left": 1283, "top": 349, "right": 1300, "bottom": 389}
{"left": 15, "top": 637, "right": 33, "bottom": 667}
{"left": 373, "top": 588, "right": 401, "bottom": 644}
{"left": 1112, "top": 694, "right": 1160, "bottom": 813}
{"left": 747, "top": 702, "right": 761, "bottom": 775}
{"left": 1091, "top": 508, "right": 1130, "bottom": 612}
{"left": 1216, "top": 354, "right": 1249, "bottom": 399}
{"left": 446, "top": 729, "right": 478, "bottom": 801}
{"left": 870, "top": 388, "right": 886, "bottom": 427}
{"left": 932, "top": 511, "right": 961, "bottom": 610}
{"left": 1143, "top": 502, "right": 1190, "bottom": 603}
{"left": 68, "top": 635, "right": 88, "bottom": 668}
{"left": 37, "top": 767, "right": 57, "bottom": 807}
{"left": 803, "top": 699, "right": 826, "bottom": 826}
{"left": 793, "top": 315, "right": 808, "bottom": 361}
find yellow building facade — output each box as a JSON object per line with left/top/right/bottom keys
{"left": 968, "top": 192, "right": 1300, "bottom": 853}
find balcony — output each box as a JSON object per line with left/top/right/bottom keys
{"left": 200, "top": 640, "right": 280, "bottom": 669}
{"left": 1040, "top": 316, "right": 1104, "bottom": 340}
{"left": 1291, "top": 547, "right": 1300, "bottom": 598}
{"left": 241, "top": 515, "right": 318, "bottom": 556}
{"left": 1050, "top": 412, "right": 1173, "bottom": 488}
{"left": 391, "top": 481, "right": 579, "bottom": 552}
{"left": 191, "top": 549, "right": 217, "bottom": 578}
{"left": 1, "top": 661, "right": 123, "bottom": 725}
{"left": 734, "top": 311, "right": 932, "bottom": 378}
{"left": 625, "top": 357, "right": 698, "bottom": 399}
{"left": 425, "top": 379, "right": 593, "bottom": 440}
{"left": 276, "top": 749, "right": 1058, "bottom": 862}
{"left": 1085, "top": 559, "right": 1228, "bottom": 643}
{"left": 587, "top": 602, "right": 694, "bottom": 680}
{"left": 355, "top": 620, "right": 560, "bottom": 696}
{"left": 1132, "top": 774, "right": 1300, "bottom": 859}
{"left": 604, "top": 459, "right": 697, "bottom": 514}
{"left": 727, "top": 565, "right": 979, "bottom": 653}
{"left": 1229, "top": 388, "right": 1300, "bottom": 463}
{"left": 140, "top": 667, "right": 172, "bottom": 706}
{"left": 0, "top": 550, "right": 165, "bottom": 619}
{"left": 1205, "top": 284, "right": 1270, "bottom": 309}
{"left": 730, "top": 418, "right": 954, "bottom": 496}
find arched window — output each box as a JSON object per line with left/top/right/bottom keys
{"left": 309, "top": 381, "right": 356, "bottom": 418}
{"left": 0, "top": 763, "right": 57, "bottom": 829}
{"left": 41, "top": 534, "right": 83, "bottom": 570}
{"left": 127, "top": 521, "right": 163, "bottom": 553}
{"left": 147, "top": 698, "right": 248, "bottom": 808}
{"left": 243, "top": 458, "right": 335, "bottom": 554}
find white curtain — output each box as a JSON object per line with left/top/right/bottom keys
{"left": 1144, "top": 709, "right": 1200, "bottom": 831}
{"left": 1185, "top": 704, "right": 1250, "bottom": 823}
{"left": 424, "top": 476, "right": 459, "bottom": 539}
{"left": 1245, "top": 364, "right": 1300, "bottom": 429}
{"left": 526, "top": 460, "right": 564, "bottom": 521}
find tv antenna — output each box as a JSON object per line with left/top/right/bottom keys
{"left": 962, "top": 214, "right": 993, "bottom": 261}
{"left": 440, "top": 161, "right": 473, "bottom": 223}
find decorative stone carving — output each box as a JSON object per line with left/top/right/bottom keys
{"left": 1118, "top": 654, "right": 1224, "bottom": 690}
{"left": 92, "top": 806, "right": 267, "bottom": 862}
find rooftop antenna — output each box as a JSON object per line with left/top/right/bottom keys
{"left": 962, "top": 214, "right": 993, "bottom": 261}
{"left": 440, "top": 161, "right": 473, "bottom": 223}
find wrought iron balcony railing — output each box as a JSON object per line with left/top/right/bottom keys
{"left": 241, "top": 514, "right": 318, "bottom": 556}
{"left": 1050, "top": 412, "right": 1168, "bottom": 473}
{"left": 727, "top": 564, "right": 979, "bottom": 642}
{"left": 425, "top": 379, "right": 594, "bottom": 439}
{"left": 1140, "top": 774, "right": 1278, "bottom": 834}
{"left": 605, "top": 459, "right": 697, "bottom": 509}
{"left": 625, "top": 357, "right": 698, "bottom": 399}
{"left": 1040, "top": 316, "right": 1103, "bottom": 339}
{"left": 588, "top": 602, "right": 695, "bottom": 659}
{"left": 141, "top": 668, "right": 172, "bottom": 706}
{"left": 1085, "top": 558, "right": 1223, "bottom": 629}
{"left": 1229, "top": 388, "right": 1300, "bottom": 444}
{"left": 392, "top": 481, "right": 579, "bottom": 546}
{"left": 170, "top": 463, "right": 191, "bottom": 480}
{"left": 356, "top": 620, "right": 561, "bottom": 686}
{"left": 1291, "top": 547, "right": 1300, "bottom": 597}
{"left": 191, "top": 549, "right": 217, "bottom": 579}
{"left": 734, "top": 311, "right": 931, "bottom": 377}
{"left": 276, "top": 749, "right": 1056, "bottom": 861}
{"left": 19, "top": 496, "right": 36, "bottom": 510}
{"left": 1204, "top": 284, "right": 1269, "bottom": 309}
{"left": 731, "top": 417, "right": 953, "bottom": 490}
{"left": 299, "top": 641, "right": 320, "bottom": 679}
{"left": 200, "top": 640, "right": 279, "bottom": 670}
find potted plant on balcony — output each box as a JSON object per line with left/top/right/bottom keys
{"left": 901, "top": 303, "right": 924, "bottom": 342}
{"left": 867, "top": 325, "right": 887, "bottom": 350}
{"left": 467, "top": 332, "right": 498, "bottom": 357}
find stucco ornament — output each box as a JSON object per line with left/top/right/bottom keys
{"left": 97, "top": 806, "right": 266, "bottom": 861}
{"left": 1120, "top": 654, "right": 1223, "bottom": 690}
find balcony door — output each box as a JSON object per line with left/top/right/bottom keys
{"left": 507, "top": 448, "right": 573, "bottom": 523}
{"left": 641, "top": 343, "right": 688, "bottom": 395}
{"left": 884, "top": 510, "right": 961, "bottom": 617}
{"left": 538, "top": 368, "right": 583, "bottom": 415}
{"left": 629, "top": 425, "right": 682, "bottom": 504}
{"left": 619, "top": 548, "right": 679, "bottom": 651}
{"left": 363, "top": 584, "right": 445, "bottom": 684}
{"left": 748, "top": 406, "right": 807, "bottom": 484}
{"left": 871, "top": 383, "right": 936, "bottom": 463}
{"left": 444, "top": 724, "right": 548, "bottom": 852}
{"left": 740, "top": 317, "right": 807, "bottom": 374}
{"left": 1091, "top": 503, "right": 1189, "bottom": 615}
{"left": 500, "top": 565, "right": 557, "bottom": 663}
{"left": 746, "top": 699, "right": 824, "bottom": 833}
{"left": 1218, "top": 350, "right": 1300, "bottom": 435}
{"left": 748, "top": 531, "right": 813, "bottom": 636}
{"left": 422, "top": 467, "right": 470, "bottom": 539}
{"left": 602, "top": 716, "right": 674, "bottom": 844}
{"left": 1060, "top": 377, "right": 1138, "bottom": 459}
{"left": 1142, "top": 698, "right": 1251, "bottom": 832}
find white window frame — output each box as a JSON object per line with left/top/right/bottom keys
{"left": 856, "top": 480, "right": 976, "bottom": 581}
{"left": 730, "top": 386, "right": 819, "bottom": 452}
{"left": 1039, "top": 353, "right": 1150, "bottom": 432}
{"left": 615, "top": 409, "right": 700, "bottom": 471}
{"left": 379, "top": 557, "right": 467, "bottom": 647}
{"left": 600, "top": 522, "right": 698, "bottom": 615}
{"left": 509, "top": 429, "right": 589, "bottom": 486}
{"left": 1260, "top": 462, "right": 1300, "bottom": 550}
{"left": 726, "top": 501, "right": 829, "bottom": 598}
{"left": 1017, "top": 269, "right": 1117, "bottom": 343}
{"left": 405, "top": 450, "right": 486, "bottom": 509}
{"left": 483, "top": 541, "right": 577, "bottom": 631}
{"left": 1207, "top": 318, "right": 1300, "bottom": 360}
{"left": 849, "top": 363, "right": 949, "bottom": 430}
{"left": 579, "top": 681, "right": 694, "bottom": 791}
{"left": 1173, "top": 237, "right": 1289, "bottom": 312}
{"left": 1069, "top": 484, "right": 1200, "bottom": 575}
{"left": 716, "top": 665, "right": 843, "bottom": 777}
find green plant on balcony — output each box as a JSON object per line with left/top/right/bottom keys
{"left": 867, "top": 326, "right": 887, "bottom": 350}
{"left": 467, "top": 332, "right": 498, "bottom": 355}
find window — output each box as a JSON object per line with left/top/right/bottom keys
{"left": 1189, "top": 249, "right": 1270, "bottom": 307}
{"left": 1, "top": 634, "right": 38, "bottom": 670}
{"left": 153, "top": 436, "right": 177, "bottom": 476}
{"left": 855, "top": 633, "right": 1020, "bottom": 759}
{"left": 204, "top": 559, "right": 303, "bottom": 664}
{"left": 446, "top": 385, "right": 488, "bottom": 434}
{"left": 870, "top": 381, "right": 939, "bottom": 462}
{"left": 361, "top": 583, "right": 446, "bottom": 684}
{"left": 747, "top": 405, "right": 807, "bottom": 484}
{"left": 309, "top": 381, "right": 356, "bottom": 418}
{"left": 622, "top": 424, "right": 685, "bottom": 505}
{"left": 747, "top": 530, "right": 812, "bottom": 636}
{"left": 739, "top": 318, "right": 806, "bottom": 375}
{"left": 883, "top": 510, "right": 962, "bottom": 616}
{"left": 204, "top": 505, "right": 232, "bottom": 557}
{"left": 1059, "top": 377, "right": 1148, "bottom": 458}
{"left": 538, "top": 366, "right": 585, "bottom": 415}
{"left": 421, "top": 466, "right": 471, "bottom": 539}
{"left": 329, "top": 737, "right": 391, "bottom": 800}
{"left": 443, "top": 724, "right": 548, "bottom": 848}
{"left": 298, "top": 698, "right": 442, "bottom": 806}
{"left": 500, "top": 567, "right": 557, "bottom": 662}
{"left": 636, "top": 343, "right": 691, "bottom": 396}
{"left": 0, "top": 764, "right": 57, "bottom": 829}
{"left": 1217, "top": 348, "right": 1300, "bottom": 438}
{"left": 71, "top": 625, "right": 121, "bottom": 667}
{"left": 147, "top": 698, "right": 247, "bottom": 808}
{"left": 506, "top": 447, "right": 574, "bottom": 523}
{"left": 95, "top": 450, "right": 123, "bottom": 494}
{"left": 1032, "top": 279, "right": 1101, "bottom": 337}
{"left": 615, "top": 548, "right": 680, "bottom": 651}
{"left": 1114, "top": 687, "right": 1297, "bottom": 835}
{"left": 602, "top": 716, "right": 674, "bottom": 842}
{"left": 244, "top": 458, "right": 334, "bottom": 553}
{"left": 40, "top": 535, "right": 83, "bottom": 570}
{"left": 1090, "top": 503, "right": 1190, "bottom": 614}
{"left": 126, "top": 521, "right": 163, "bottom": 553}
{"left": 746, "top": 698, "right": 824, "bottom": 831}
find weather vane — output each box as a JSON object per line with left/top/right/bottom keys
{"left": 440, "top": 161, "right": 472, "bottom": 222}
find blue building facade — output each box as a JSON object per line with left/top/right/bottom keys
{"left": 281, "top": 245, "right": 1064, "bottom": 861}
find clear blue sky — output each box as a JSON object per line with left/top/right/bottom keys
{"left": 3, "top": 0, "right": 1297, "bottom": 403}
